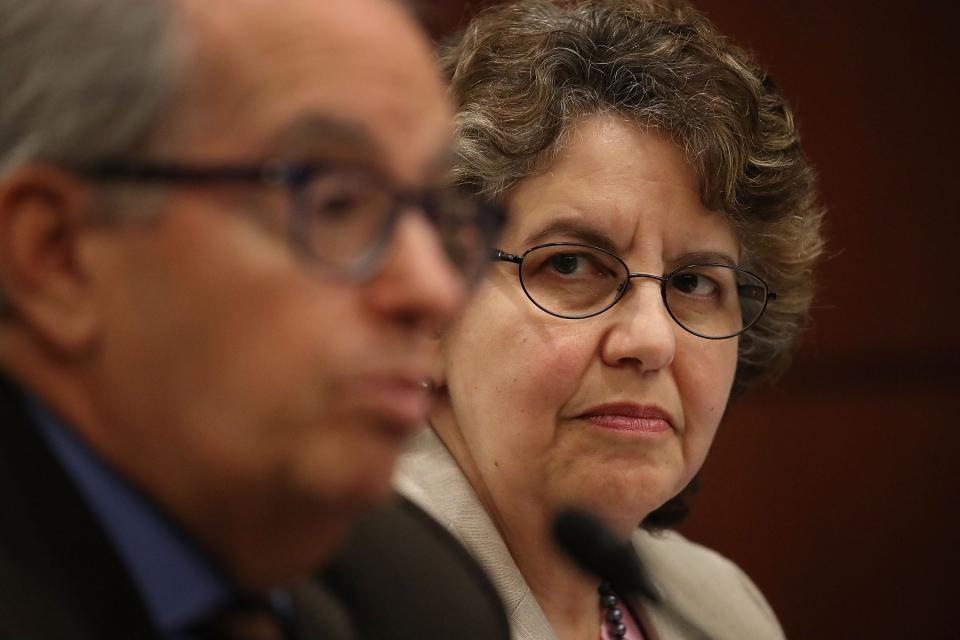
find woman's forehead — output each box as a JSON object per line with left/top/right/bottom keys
{"left": 500, "top": 117, "right": 739, "bottom": 261}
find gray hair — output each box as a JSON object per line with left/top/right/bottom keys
{"left": 0, "top": 0, "right": 185, "bottom": 310}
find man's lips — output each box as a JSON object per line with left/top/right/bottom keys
{"left": 577, "top": 404, "right": 674, "bottom": 434}
{"left": 353, "top": 374, "right": 433, "bottom": 436}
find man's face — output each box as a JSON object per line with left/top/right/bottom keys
{"left": 77, "top": 0, "right": 459, "bottom": 585}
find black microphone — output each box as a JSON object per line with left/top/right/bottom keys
{"left": 552, "top": 507, "right": 660, "bottom": 603}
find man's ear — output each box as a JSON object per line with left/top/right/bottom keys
{"left": 0, "top": 164, "right": 101, "bottom": 354}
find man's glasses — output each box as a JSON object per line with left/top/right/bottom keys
{"left": 494, "top": 242, "right": 776, "bottom": 339}
{"left": 80, "top": 160, "right": 506, "bottom": 283}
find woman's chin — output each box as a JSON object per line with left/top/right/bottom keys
{"left": 551, "top": 477, "right": 678, "bottom": 533}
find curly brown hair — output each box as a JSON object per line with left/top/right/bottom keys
{"left": 441, "top": 0, "right": 824, "bottom": 396}
{"left": 440, "top": 0, "right": 825, "bottom": 529}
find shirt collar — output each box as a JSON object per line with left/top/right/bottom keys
{"left": 23, "top": 392, "right": 232, "bottom": 636}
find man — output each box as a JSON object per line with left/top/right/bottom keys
{"left": 0, "top": 0, "right": 506, "bottom": 638}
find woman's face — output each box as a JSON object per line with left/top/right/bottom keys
{"left": 434, "top": 115, "right": 740, "bottom": 535}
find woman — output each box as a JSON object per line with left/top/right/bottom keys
{"left": 396, "top": 1, "right": 823, "bottom": 638}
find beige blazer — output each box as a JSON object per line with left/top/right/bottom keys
{"left": 395, "top": 428, "right": 786, "bottom": 640}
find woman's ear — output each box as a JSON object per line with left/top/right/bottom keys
{"left": 0, "top": 164, "right": 101, "bottom": 354}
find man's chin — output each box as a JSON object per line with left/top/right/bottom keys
{"left": 228, "top": 520, "right": 353, "bottom": 591}
{"left": 294, "top": 455, "right": 400, "bottom": 518}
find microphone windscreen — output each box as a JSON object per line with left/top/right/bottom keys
{"left": 552, "top": 507, "right": 659, "bottom": 603}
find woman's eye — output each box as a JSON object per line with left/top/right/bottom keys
{"left": 548, "top": 253, "right": 583, "bottom": 275}
{"left": 672, "top": 272, "right": 719, "bottom": 296}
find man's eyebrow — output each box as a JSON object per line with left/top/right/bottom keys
{"left": 523, "top": 219, "right": 620, "bottom": 254}
{"left": 266, "top": 114, "right": 455, "bottom": 185}
{"left": 265, "top": 114, "right": 382, "bottom": 160}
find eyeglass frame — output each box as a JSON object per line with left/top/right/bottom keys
{"left": 77, "top": 159, "right": 506, "bottom": 283}
{"left": 493, "top": 242, "right": 777, "bottom": 340}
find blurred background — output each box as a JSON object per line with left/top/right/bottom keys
{"left": 414, "top": 1, "right": 960, "bottom": 637}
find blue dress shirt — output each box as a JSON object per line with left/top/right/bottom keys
{"left": 23, "top": 393, "right": 232, "bottom": 639}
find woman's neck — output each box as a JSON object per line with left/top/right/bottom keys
{"left": 504, "top": 508, "right": 603, "bottom": 640}
{"left": 430, "top": 416, "right": 613, "bottom": 640}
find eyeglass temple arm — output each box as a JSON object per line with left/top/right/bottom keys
{"left": 491, "top": 249, "right": 522, "bottom": 264}
{"left": 75, "top": 160, "right": 315, "bottom": 186}
{"left": 737, "top": 284, "right": 777, "bottom": 302}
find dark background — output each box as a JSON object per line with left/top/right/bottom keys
{"left": 415, "top": 1, "right": 960, "bottom": 637}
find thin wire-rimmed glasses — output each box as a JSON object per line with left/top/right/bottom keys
{"left": 493, "top": 242, "right": 776, "bottom": 339}
{"left": 79, "top": 160, "right": 506, "bottom": 283}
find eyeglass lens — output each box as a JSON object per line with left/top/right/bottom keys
{"left": 423, "top": 188, "right": 492, "bottom": 282}
{"left": 292, "top": 168, "right": 498, "bottom": 280}
{"left": 517, "top": 244, "right": 768, "bottom": 338}
{"left": 294, "top": 168, "right": 393, "bottom": 269}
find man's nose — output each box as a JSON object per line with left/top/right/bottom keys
{"left": 363, "top": 210, "right": 466, "bottom": 328}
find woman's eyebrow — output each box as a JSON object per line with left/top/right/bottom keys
{"left": 521, "top": 220, "right": 740, "bottom": 266}
{"left": 668, "top": 250, "right": 739, "bottom": 267}
{"left": 523, "top": 219, "right": 620, "bottom": 254}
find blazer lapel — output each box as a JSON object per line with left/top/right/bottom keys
{"left": 0, "top": 376, "right": 158, "bottom": 640}
{"left": 320, "top": 495, "right": 510, "bottom": 640}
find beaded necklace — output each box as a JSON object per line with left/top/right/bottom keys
{"left": 599, "top": 582, "right": 634, "bottom": 639}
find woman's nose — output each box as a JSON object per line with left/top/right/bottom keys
{"left": 599, "top": 279, "right": 676, "bottom": 372}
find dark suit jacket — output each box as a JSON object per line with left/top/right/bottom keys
{"left": 321, "top": 494, "right": 511, "bottom": 640}
{"left": 0, "top": 376, "right": 508, "bottom": 640}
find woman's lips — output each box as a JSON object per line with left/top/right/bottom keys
{"left": 578, "top": 404, "right": 673, "bottom": 434}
